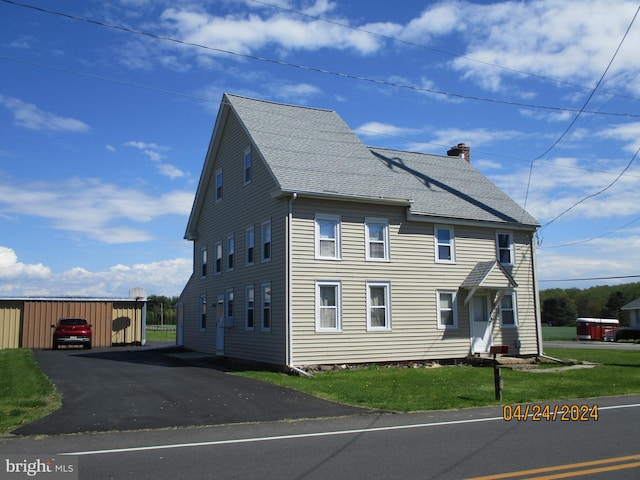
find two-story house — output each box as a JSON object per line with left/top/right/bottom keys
{"left": 178, "top": 93, "right": 541, "bottom": 369}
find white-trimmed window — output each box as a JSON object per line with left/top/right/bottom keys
{"left": 316, "top": 281, "right": 341, "bottom": 332}
{"left": 261, "top": 282, "right": 271, "bottom": 331}
{"left": 315, "top": 214, "right": 341, "bottom": 259}
{"left": 225, "top": 288, "right": 234, "bottom": 324}
{"left": 435, "top": 226, "right": 455, "bottom": 263}
{"left": 261, "top": 220, "right": 272, "bottom": 262}
{"left": 500, "top": 292, "right": 518, "bottom": 327}
{"left": 214, "top": 241, "right": 222, "bottom": 275}
{"left": 227, "top": 235, "right": 235, "bottom": 271}
{"left": 245, "top": 284, "right": 255, "bottom": 331}
{"left": 496, "top": 232, "right": 514, "bottom": 266}
{"left": 201, "top": 247, "right": 208, "bottom": 278}
{"left": 367, "top": 281, "right": 391, "bottom": 331}
{"left": 437, "top": 290, "right": 458, "bottom": 329}
{"left": 215, "top": 168, "right": 223, "bottom": 202}
{"left": 365, "top": 218, "right": 389, "bottom": 261}
{"left": 246, "top": 226, "right": 255, "bottom": 266}
{"left": 199, "top": 294, "right": 207, "bottom": 331}
{"left": 244, "top": 148, "right": 252, "bottom": 185}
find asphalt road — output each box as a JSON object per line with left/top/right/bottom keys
{"left": 13, "top": 345, "right": 369, "bottom": 435}
{"left": 2, "top": 396, "right": 639, "bottom": 479}
{"left": 545, "top": 340, "right": 640, "bottom": 350}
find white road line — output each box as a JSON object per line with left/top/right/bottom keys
{"left": 61, "top": 402, "right": 640, "bottom": 457}
{"left": 62, "top": 416, "right": 503, "bottom": 456}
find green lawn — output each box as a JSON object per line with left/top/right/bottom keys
{"left": 0, "top": 349, "right": 61, "bottom": 435}
{"left": 542, "top": 325, "right": 576, "bottom": 341}
{"left": 2, "top": 346, "right": 638, "bottom": 435}
{"left": 236, "top": 348, "right": 640, "bottom": 412}
{"left": 145, "top": 326, "right": 176, "bottom": 343}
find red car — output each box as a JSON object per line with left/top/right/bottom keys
{"left": 52, "top": 318, "right": 92, "bottom": 349}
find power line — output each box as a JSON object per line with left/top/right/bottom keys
{"left": 522, "top": 4, "right": 640, "bottom": 222}
{"left": 539, "top": 215, "right": 640, "bottom": 249}
{"left": 250, "top": 0, "right": 640, "bottom": 104}
{"left": 539, "top": 274, "right": 640, "bottom": 283}
{"left": 2, "top": 0, "right": 639, "bottom": 119}
{"left": 540, "top": 143, "right": 640, "bottom": 231}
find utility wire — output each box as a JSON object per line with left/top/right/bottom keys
{"left": 522, "top": 4, "right": 640, "bottom": 223}
{"left": 539, "top": 274, "right": 640, "bottom": 283}
{"left": 250, "top": 0, "right": 640, "bottom": 104}
{"left": 1, "top": 0, "right": 639, "bottom": 118}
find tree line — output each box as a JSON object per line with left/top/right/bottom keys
{"left": 540, "top": 282, "right": 640, "bottom": 327}
{"left": 146, "top": 295, "right": 179, "bottom": 325}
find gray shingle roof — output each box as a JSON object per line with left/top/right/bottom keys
{"left": 226, "top": 94, "right": 539, "bottom": 227}
{"left": 622, "top": 298, "right": 640, "bottom": 310}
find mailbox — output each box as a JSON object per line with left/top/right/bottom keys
{"left": 490, "top": 345, "right": 509, "bottom": 355}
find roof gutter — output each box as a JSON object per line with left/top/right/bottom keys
{"left": 406, "top": 211, "right": 539, "bottom": 231}
{"left": 273, "top": 189, "right": 412, "bottom": 206}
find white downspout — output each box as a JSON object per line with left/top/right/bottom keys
{"left": 531, "top": 231, "right": 543, "bottom": 356}
{"left": 287, "top": 193, "right": 297, "bottom": 369}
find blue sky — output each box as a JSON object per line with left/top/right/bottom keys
{"left": 1, "top": 0, "right": 639, "bottom": 298}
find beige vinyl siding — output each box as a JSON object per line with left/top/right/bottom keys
{"left": 182, "top": 112, "right": 287, "bottom": 364}
{"left": 111, "top": 302, "right": 143, "bottom": 345}
{"left": 0, "top": 301, "right": 22, "bottom": 349}
{"left": 289, "top": 198, "right": 538, "bottom": 366}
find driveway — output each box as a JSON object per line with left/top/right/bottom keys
{"left": 13, "top": 345, "right": 368, "bottom": 436}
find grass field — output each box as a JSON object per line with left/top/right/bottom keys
{"left": 542, "top": 325, "right": 576, "bottom": 341}
{"left": 145, "top": 326, "right": 176, "bottom": 343}
{"left": 236, "top": 347, "right": 640, "bottom": 412}
{"left": 0, "top": 349, "right": 61, "bottom": 434}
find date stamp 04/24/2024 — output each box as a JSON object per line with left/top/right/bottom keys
{"left": 503, "top": 404, "right": 599, "bottom": 422}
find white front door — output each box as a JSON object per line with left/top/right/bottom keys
{"left": 216, "top": 296, "right": 225, "bottom": 355}
{"left": 471, "top": 295, "right": 492, "bottom": 353}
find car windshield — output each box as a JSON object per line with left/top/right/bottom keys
{"left": 59, "top": 319, "right": 87, "bottom": 326}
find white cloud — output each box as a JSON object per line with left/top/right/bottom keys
{"left": 0, "top": 178, "right": 194, "bottom": 244}
{"left": 356, "top": 121, "right": 421, "bottom": 138}
{"left": 0, "top": 95, "right": 90, "bottom": 133}
{"left": 490, "top": 156, "right": 640, "bottom": 223}
{"left": 0, "top": 246, "right": 191, "bottom": 297}
{"left": 442, "top": 0, "right": 640, "bottom": 94}
{"left": 597, "top": 122, "right": 640, "bottom": 154}
{"left": 0, "top": 246, "right": 50, "bottom": 280}
{"left": 159, "top": 6, "right": 382, "bottom": 58}
{"left": 124, "top": 141, "right": 187, "bottom": 179}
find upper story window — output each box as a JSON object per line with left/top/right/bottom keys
{"left": 496, "top": 232, "right": 514, "bottom": 265}
{"left": 367, "top": 281, "right": 391, "bottom": 331}
{"left": 316, "top": 281, "right": 342, "bottom": 332}
{"left": 435, "top": 226, "right": 455, "bottom": 263}
{"left": 365, "top": 218, "right": 389, "bottom": 261}
{"left": 215, "top": 168, "right": 223, "bottom": 202}
{"left": 437, "top": 290, "right": 458, "bottom": 329}
{"left": 500, "top": 292, "right": 518, "bottom": 327}
{"left": 261, "top": 220, "right": 272, "bottom": 262}
{"left": 214, "top": 241, "right": 222, "bottom": 275}
{"left": 227, "top": 235, "right": 235, "bottom": 271}
{"left": 315, "top": 214, "right": 341, "bottom": 260}
{"left": 246, "top": 226, "right": 255, "bottom": 266}
{"left": 201, "top": 247, "right": 208, "bottom": 278}
{"left": 244, "top": 148, "right": 252, "bottom": 185}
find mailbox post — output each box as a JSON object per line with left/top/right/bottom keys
{"left": 489, "top": 345, "right": 508, "bottom": 401}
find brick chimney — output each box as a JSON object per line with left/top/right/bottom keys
{"left": 447, "top": 143, "right": 470, "bottom": 162}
